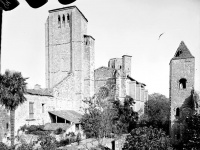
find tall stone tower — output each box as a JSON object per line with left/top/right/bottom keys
{"left": 169, "top": 41, "right": 195, "bottom": 139}
{"left": 45, "top": 6, "right": 95, "bottom": 110}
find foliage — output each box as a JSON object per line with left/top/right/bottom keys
{"left": 0, "top": 142, "right": 9, "bottom": 150}
{"left": 81, "top": 93, "right": 138, "bottom": 139}
{"left": 123, "top": 126, "right": 172, "bottom": 150}
{"left": 24, "top": 125, "right": 49, "bottom": 135}
{"left": 0, "top": 70, "right": 28, "bottom": 147}
{"left": 16, "top": 143, "right": 33, "bottom": 150}
{"left": 39, "top": 135, "right": 57, "bottom": 150}
{"left": 143, "top": 93, "right": 170, "bottom": 134}
{"left": 112, "top": 96, "right": 138, "bottom": 134}
{"left": 80, "top": 99, "right": 102, "bottom": 138}
{"left": 0, "top": 70, "right": 27, "bottom": 111}
{"left": 56, "top": 138, "right": 70, "bottom": 147}
{"left": 179, "top": 113, "right": 200, "bottom": 150}
{"left": 54, "top": 127, "right": 64, "bottom": 135}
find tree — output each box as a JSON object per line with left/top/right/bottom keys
{"left": 0, "top": 70, "right": 27, "bottom": 147}
{"left": 144, "top": 93, "right": 170, "bottom": 134}
{"left": 112, "top": 96, "right": 138, "bottom": 134}
{"left": 123, "top": 126, "right": 172, "bottom": 150}
{"left": 180, "top": 113, "right": 200, "bottom": 149}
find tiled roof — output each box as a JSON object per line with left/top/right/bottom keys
{"left": 26, "top": 89, "right": 53, "bottom": 97}
{"left": 44, "top": 123, "right": 71, "bottom": 131}
{"left": 49, "top": 110, "right": 82, "bottom": 124}
{"left": 127, "top": 75, "right": 146, "bottom": 86}
{"left": 95, "top": 66, "right": 116, "bottom": 72}
{"left": 172, "top": 41, "right": 194, "bottom": 60}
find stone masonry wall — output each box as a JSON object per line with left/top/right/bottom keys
{"left": 15, "top": 94, "right": 55, "bottom": 134}
{"left": 170, "top": 58, "right": 195, "bottom": 126}
{"left": 84, "top": 36, "right": 95, "bottom": 98}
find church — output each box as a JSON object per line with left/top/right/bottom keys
{"left": 0, "top": 6, "right": 148, "bottom": 141}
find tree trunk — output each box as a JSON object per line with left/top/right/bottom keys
{"left": 0, "top": 9, "right": 3, "bottom": 73}
{"left": 10, "top": 109, "right": 15, "bottom": 148}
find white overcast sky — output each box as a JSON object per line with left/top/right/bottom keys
{"left": 1, "top": 0, "right": 200, "bottom": 97}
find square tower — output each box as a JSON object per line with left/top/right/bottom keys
{"left": 169, "top": 41, "right": 195, "bottom": 141}
{"left": 45, "top": 6, "right": 88, "bottom": 89}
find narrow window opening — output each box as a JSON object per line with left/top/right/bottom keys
{"left": 176, "top": 108, "right": 180, "bottom": 117}
{"left": 58, "top": 15, "right": 61, "bottom": 28}
{"left": 120, "top": 66, "right": 121, "bottom": 69}
{"left": 179, "top": 78, "right": 187, "bottom": 89}
{"left": 62, "top": 14, "right": 65, "bottom": 25}
{"left": 6, "top": 123, "right": 9, "bottom": 129}
{"left": 67, "top": 14, "right": 70, "bottom": 22}
{"left": 42, "top": 103, "right": 45, "bottom": 113}
{"left": 29, "top": 102, "right": 34, "bottom": 119}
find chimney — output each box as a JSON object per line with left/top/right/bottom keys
{"left": 34, "top": 84, "right": 41, "bottom": 90}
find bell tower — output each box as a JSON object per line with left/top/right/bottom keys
{"left": 169, "top": 41, "right": 195, "bottom": 141}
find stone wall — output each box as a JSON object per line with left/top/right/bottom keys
{"left": 94, "top": 67, "right": 115, "bottom": 94}
{"left": 15, "top": 94, "right": 55, "bottom": 133}
{"left": 46, "top": 6, "right": 88, "bottom": 89}
{"left": 170, "top": 58, "right": 195, "bottom": 126}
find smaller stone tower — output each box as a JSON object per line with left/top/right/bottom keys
{"left": 169, "top": 41, "right": 195, "bottom": 143}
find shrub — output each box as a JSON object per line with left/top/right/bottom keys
{"left": 16, "top": 143, "right": 33, "bottom": 150}
{"left": 0, "top": 142, "right": 9, "bottom": 150}
{"left": 54, "top": 127, "right": 63, "bottom": 135}
{"left": 39, "top": 135, "right": 57, "bottom": 150}
{"left": 56, "top": 138, "right": 70, "bottom": 147}
{"left": 123, "top": 126, "right": 172, "bottom": 150}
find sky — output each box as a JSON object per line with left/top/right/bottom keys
{"left": 1, "top": 0, "right": 200, "bottom": 97}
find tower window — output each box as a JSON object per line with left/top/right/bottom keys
{"left": 58, "top": 15, "right": 61, "bottom": 28}
{"left": 42, "top": 103, "right": 45, "bottom": 113}
{"left": 120, "top": 66, "right": 121, "bottom": 69}
{"left": 6, "top": 123, "right": 9, "bottom": 129}
{"left": 62, "top": 14, "right": 65, "bottom": 25}
{"left": 176, "top": 108, "right": 180, "bottom": 117}
{"left": 67, "top": 14, "right": 70, "bottom": 22}
{"left": 179, "top": 78, "right": 187, "bottom": 89}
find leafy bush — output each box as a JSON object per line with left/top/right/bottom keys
{"left": 123, "top": 126, "right": 172, "bottom": 150}
{"left": 180, "top": 114, "right": 200, "bottom": 150}
{"left": 39, "top": 135, "right": 57, "bottom": 150}
{"left": 56, "top": 138, "right": 70, "bottom": 147}
{"left": 54, "top": 127, "right": 63, "bottom": 135}
{"left": 0, "top": 142, "right": 9, "bottom": 150}
{"left": 16, "top": 143, "right": 33, "bottom": 150}
{"left": 22, "top": 125, "right": 49, "bottom": 135}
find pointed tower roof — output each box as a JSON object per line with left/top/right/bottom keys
{"left": 172, "top": 41, "right": 194, "bottom": 60}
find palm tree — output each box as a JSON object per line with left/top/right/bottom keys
{"left": 0, "top": 70, "right": 27, "bottom": 147}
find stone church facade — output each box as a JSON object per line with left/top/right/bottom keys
{"left": 94, "top": 55, "right": 148, "bottom": 112}
{"left": 0, "top": 6, "right": 148, "bottom": 140}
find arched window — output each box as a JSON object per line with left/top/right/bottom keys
{"left": 176, "top": 108, "right": 180, "bottom": 117}
{"left": 179, "top": 78, "right": 187, "bottom": 89}
{"left": 67, "top": 14, "right": 70, "bottom": 22}
{"left": 58, "top": 15, "right": 61, "bottom": 28}
{"left": 62, "top": 14, "right": 65, "bottom": 25}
